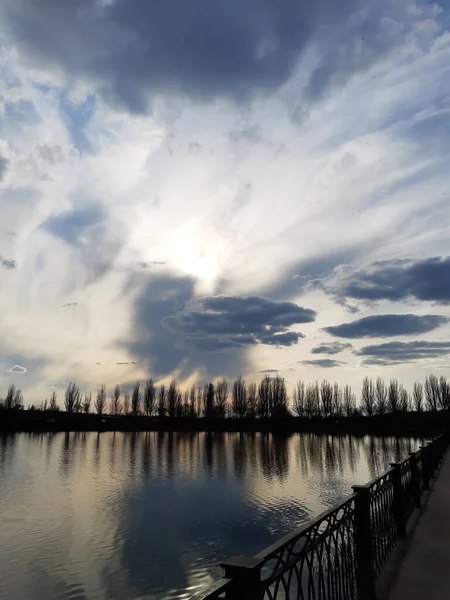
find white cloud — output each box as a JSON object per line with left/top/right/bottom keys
{"left": 7, "top": 364, "right": 27, "bottom": 373}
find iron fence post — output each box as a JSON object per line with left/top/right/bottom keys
{"left": 390, "top": 463, "right": 406, "bottom": 539}
{"left": 419, "top": 446, "right": 430, "bottom": 491}
{"left": 352, "top": 485, "right": 377, "bottom": 600}
{"left": 409, "top": 452, "right": 422, "bottom": 508}
{"left": 220, "top": 556, "right": 264, "bottom": 600}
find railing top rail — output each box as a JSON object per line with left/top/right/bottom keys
{"left": 254, "top": 493, "right": 357, "bottom": 560}
{"left": 189, "top": 577, "right": 233, "bottom": 600}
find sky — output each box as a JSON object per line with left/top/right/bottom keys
{"left": 1, "top": 0, "right": 450, "bottom": 403}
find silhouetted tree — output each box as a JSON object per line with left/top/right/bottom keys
{"left": 167, "top": 379, "right": 180, "bottom": 417}
{"left": 388, "top": 379, "right": 400, "bottom": 413}
{"left": 425, "top": 375, "right": 440, "bottom": 411}
{"left": 361, "top": 377, "right": 375, "bottom": 416}
{"left": 65, "top": 382, "right": 81, "bottom": 413}
{"left": 375, "top": 378, "right": 387, "bottom": 415}
{"left": 439, "top": 376, "right": 450, "bottom": 410}
{"left": 257, "top": 375, "right": 271, "bottom": 418}
{"left": 413, "top": 382, "right": 423, "bottom": 412}
{"left": 399, "top": 387, "right": 410, "bottom": 412}
{"left": 13, "top": 389, "right": 23, "bottom": 410}
{"left": 247, "top": 383, "right": 258, "bottom": 418}
{"left": 131, "top": 382, "right": 141, "bottom": 416}
{"left": 4, "top": 385, "right": 15, "bottom": 410}
{"left": 143, "top": 379, "right": 156, "bottom": 416}
{"left": 112, "top": 385, "right": 121, "bottom": 415}
{"left": 95, "top": 384, "right": 107, "bottom": 415}
{"left": 232, "top": 376, "right": 247, "bottom": 417}
{"left": 343, "top": 385, "right": 356, "bottom": 417}
{"left": 123, "top": 392, "right": 130, "bottom": 415}
{"left": 215, "top": 378, "right": 228, "bottom": 418}
{"left": 292, "top": 380, "right": 305, "bottom": 416}
{"left": 320, "top": 380, "right": 333, "bottom": 417}
{"left": 158, "top": 385, "right": 166, "bottom": 417}
{"left": 182, "top": 390, "right": 190, "bottom": 417}
{"left": 49, "top": 391, "right": 58, "bottom": 412}
{"left": 83, "top": 392, "right": 92, "bottom": 414}
{"left": 332, "top": 382, "right": 343, "bottom": 417}
{"left": 271, "top": 375, "right": 289, "bottom": 417}
{"left": 189, "top": 384, "right": 197, "bottom": 418}
{"left": 305, "top": 382, "right": 320, "bottom": 417}
{"left": 203, "top": 382, "right": 215, "bottom": 418}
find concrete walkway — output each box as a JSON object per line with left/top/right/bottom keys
{"left": 388, "top": 452, "right": 450, "bottom": 600}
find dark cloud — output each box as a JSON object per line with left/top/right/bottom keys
{"left": 325, "top": 257, "right": 450, "bottom": 305}
{"left": 163, "top": 295, "right": 315, "bottom": 350}
{"left": 139, "top": 261, "right": 166, "bottom": 269}
{"left": 301, "top": 359, "right": 346, "bottom": 368}
{"left": 259, "top": 369, "right": 280, "bottom": 373}
{"left": 311, "top": 342, "right": 353, "bottom": 355}
{"left": 2, "top": 0, "right": 410, "bottom": 112}
{"left": 0, "top": 255, "right": 17, "bottom": 270}
{"left": 116, "top": 362, "right": 136, "bottom": 365}
{"left": 43, "top": 201, "right": 124, "bottom": 280}
{"left": 0, "top": 156, "right": 8, "bottom": 180}
{"left": 325, "top": 314, "right": 448, "bottom": 339}
{"left": 62, "top": 302, "right": 78, "bottom": 308}
{"left": 357, "top": 341, "right": 450, "bottom": 366}
{"left": 126, "top": 273, "right": 247, "bottom": 380}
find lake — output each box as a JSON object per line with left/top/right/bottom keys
{"left": 0, "top": 432, "right": 424, "bottom": 599}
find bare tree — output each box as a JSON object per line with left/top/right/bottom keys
{"left": 189, "top": 384, "right": 197, "bottom": 418}
{"left": 439, "top": 376, "right": 450, "bottom": 410}
{"left": 375, "top": 378, "right": 388, "bottom": 415}
{"left": 424, "top": 375, "right": 440, "bottom": 411}
{"left": 247, "top": 382, "right": 258, "bottom": 418}
{"left": 167, "top": 379, "right": 181, "bottom": 417}
{"left": 5, "top": 385, "right": 16, "bottom": 410}
{"left": 112, "top": 384, "right": 121, "bottom": 415}
{"left": 143, "top": 379, "right": 156, "bottom": 416}
{"left": 305, "top": 382, "right": 320, "bottom": 417}
{"left": 123, "top": 392, "right": 130, "bottom": 415}
{"left": 399, "top": 387, "right": 410, "bottom": 412}
{"left": 182, "top": 390, "right": 190, "bottom": 417}
{"left": 65, "top": 382, "right": 81, "bottom": 413}
{"left": 95, "top": 384, "right": 107, "bottom": 415}
{"left": 271, "top": 375, "right": 289, "bottom": 417}
{"left": 343, "top": 385, "right": 356, "bottom": 417}
{"left": 131, "top": 382, "right": 141, "bottom": 416}
{"left": 388, "top": 379, "right": 400, "bottom": 413}
{"left": 49, "top": 391, "right": 58, "bottom": 412}
{"left": 158, "top": 385, "right": 166, "bottom": 417}
{"left": 13, "top": 389, "right": 24, "bottom": 410}
{"left": 83, "top": 392, "right": 92, "bottom": 414}
{"left": 203, "top": 382, "right": 215, "bottom": 418}
{"left": 215, "top": 378, "right": 228, "bottom": 418}
{"left": 292, "top": 380, "right": 305, "bottom": 416}
{"left": 320, "top": 380, "right": 333, "bottom": 417}
{"left": 257, "top": 375, "right": 271, "bottom": 418}
{"left": 413, "top": 382, "right": 423, "bottom": 412}
{"left": 332, "top": 382, "right": 343, "bottom": 417}
{"left": 361, "top": 377, "right": 376, "bottom": 416}
{"left": 232, "top": 376, "right": 247, "bottom": 417}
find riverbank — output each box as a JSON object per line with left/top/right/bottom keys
{"left": 0, "top": 409, "right": 448, "bottom": 436}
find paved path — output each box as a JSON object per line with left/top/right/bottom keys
{"left": 389, "top": 452, "right": 450, "bottom": 600}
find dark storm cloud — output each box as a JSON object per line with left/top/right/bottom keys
{"left": 311, "top": 342, "right": 353, "bottom": 355}
{"left": 356, "top": 341, "right": 450, "bottom": 366}
{"left": 325, "top": 314, "right": 448, "bottom": 339}
{"left": 43, "top": 201, "right": 124, "bottom": 280}
{"left": 3, "top": 0, "right": 405, "bottom": 112}
{"left": 0, "top": 255, "right": 17, "bottom": 270}
{"left": 163, "top": 295, "right": 315, "bottom": 349}
{"left": 301, "top": 359, "right": 346, "bottom": 368}
{"left": 325, "top": 257, "right": 450, "bottom": 305}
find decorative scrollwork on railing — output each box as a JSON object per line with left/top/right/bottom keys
{"left": 400, "top": 458, "right": 415, "bottom": 520}
{"left": 256, "top": 497, "right": 358, "bottom": 600}
{"left": 368, "top": 471, "right": 396, "bottom": 575}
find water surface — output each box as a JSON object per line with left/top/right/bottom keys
{"left": 0, "top": 432, "right": 423, "bottom": 599}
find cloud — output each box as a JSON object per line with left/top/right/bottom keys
{"left": 301, "top": 359, "right": 346, "bottom": 368}
{"left": 0, "top": 156, "right": 8, "bottom": 181}
{"left": 357, "top": 341, "right": 450, "bottom": 365}
{"left": 163, "top": 295, "right": 316, "bottom": 349}
{"left": 325, "top": 314, "right": 448, "bottom": 339}
{"left": 311, "top": 342, "right": 353, "bottom": 355}
{"left": 62, "top": 302, "right": 78, "bottom": 308}
{"left": 0, "top": 255, "right": 17, "bottom": 270}
{"left": 2, "top": 0, "right": 431, "bottom": 113}
{"left": 7, "top": 364, "right": 27, "bottom": 373}
{"left": 324, "top": 257, "right": 450, "bottom": 305}
{"left": 116, "top": 362, "right": 136, "bottom": 365}
{"left": 259, "top": 369, "right": 280, "bottom": 373}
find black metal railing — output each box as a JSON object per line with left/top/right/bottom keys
{"left": 191, "top": 433, "right": 449, "bottom": 600}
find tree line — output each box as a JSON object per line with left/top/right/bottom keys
{"left": 1, "top": 374, "right": 450, "bottom": 419}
